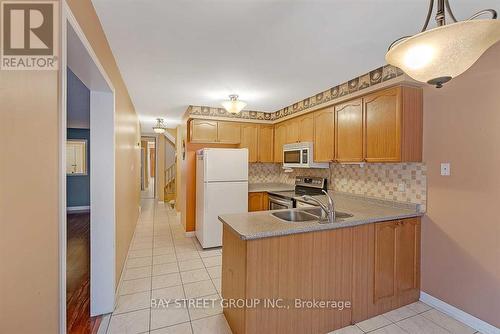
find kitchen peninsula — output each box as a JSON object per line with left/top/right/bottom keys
{"left": 219, "top": 193, "right": 423, "bottom": 334}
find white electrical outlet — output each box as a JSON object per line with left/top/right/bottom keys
{"left": 398, "top": 183, "right": 406, "bottom": 192}
{"left": 441, "top": 163, "right": 451, "bottom": 176}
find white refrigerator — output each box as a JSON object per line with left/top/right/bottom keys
{"left": 196, "top": 148, "right": 248, "bottom": 248}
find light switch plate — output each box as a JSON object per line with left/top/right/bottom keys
{"left": 441, "top": 163, "right": 451, "bottom": 176}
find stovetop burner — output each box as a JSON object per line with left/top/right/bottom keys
{"left": 268, "top": 176, "right": 327, "bottom": 200}
{"left": 294, "top": 186, "right": 325, "bottom": 196}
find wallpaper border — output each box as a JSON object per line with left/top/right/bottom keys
{"left": 187, "top": 64, "right": 404, "bottom": 121}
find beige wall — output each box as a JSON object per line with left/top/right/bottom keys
{"left": 422, "top": 42, "right": 500, "bottom": 327}
{"left": 167, "top": 128, "right": 177, "bottom": 139}
{"left": 175, "top": 126, "right": 184, "bottom": 213}
{"left": 0, "top": 1, "right": 140, "bottom": 332}
{"left": 165, "top": 138, "right": 176, "bottom": 169}
{"left": 156, "top": 134, "right": 166, "bottom": 201}
{"left": 0, "top": 70, "right": 61, "bottom": 333}
{"left": 177, "top": 124, "right": 188, "bottom": 219}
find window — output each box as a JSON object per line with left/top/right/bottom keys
{"left": 66, "top": 139, "right": 88, "bottom": 175}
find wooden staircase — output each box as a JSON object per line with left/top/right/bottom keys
{"left": 164, "top": 164, "right": 176, "bottom": 203}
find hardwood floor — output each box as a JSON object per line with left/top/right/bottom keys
{"left": 66, "top": 212, "right": 101, "bottom": 334}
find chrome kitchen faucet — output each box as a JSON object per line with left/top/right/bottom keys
{"left": 302, "top": 190, "right": 336, "bottom": 224}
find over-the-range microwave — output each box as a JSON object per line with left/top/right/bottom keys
{"left": 282, "top": 142, "right": 329, "bottom": 169}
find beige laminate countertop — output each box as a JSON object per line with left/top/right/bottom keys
{"left": 220, "top": 192, "right": 424, "bottom": 240}
{"left": 248, "top": 183, "right": 295, "bottom": 193}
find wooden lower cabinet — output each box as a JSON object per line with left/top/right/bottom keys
{"left": 222, "top": 217, "right": 421, "bottom": 333}
{"left": 352, "top": 218, "right": 421, "bottom": 322}
{"left": 373, "top": 219, "right": 420, "bottom": 306}
{"left": 248, "top": 192, "right": 269, "bottom": 212}
{"left": 374, "top": 222, "right": 398, "bottom": 302}
{"left": 396, "top": 218, "right": 420, "bottom": 304}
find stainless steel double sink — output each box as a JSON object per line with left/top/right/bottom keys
{"left": 271, "top": 207, "right": 353, "bottom": 223}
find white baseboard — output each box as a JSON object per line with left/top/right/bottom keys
{"left": 67, "top": 205, "right": 90, "bottom": 212}
{"left": 112, "top": 215, "right": 142, "bottom": 310}
{"left": 185, "top": 231, "right": 195, "bottom": 237}
{"left": 96, "top": 212, "right": 142, "bottom": 333}
{"left": 96, "top": 313, "right": 111, "bottom": 334}
{"left": 420, "top": 291, "right": 499, "bottom": 334}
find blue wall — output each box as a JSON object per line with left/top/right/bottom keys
{"left": 67, "top": 68, "right": 90, "bottom": 208}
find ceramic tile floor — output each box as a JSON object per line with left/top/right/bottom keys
{"left": 328, "top": 302, "right": 481, "bottom": 334}
{"left": 98, "top": 200, "right": 229, "bottom": 334}
{"left": 99, "top": 199, "right": 480, "bottom": 334}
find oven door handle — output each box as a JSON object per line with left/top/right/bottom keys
{"left": 268, "top": 196, "right": 293, "bottom": 207}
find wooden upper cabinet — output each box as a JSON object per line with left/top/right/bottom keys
{"left": 364, "top": 87, "right": 401, "bottom": 162}
{"left": 374, "top": 221, "right": 398, "bottom": 303}
{"left": 362, "top": 86, "right": 423, "bottom": 162}
{"left": 258, "top": 125, "right": 274, "bottom": 163}
{"left": 335, "top": 99, "right": 363, "bottom": 162}
{"left": 190, "top": 119, "right": 218, "bottom": 143}
{"left": 240, "top": 124, "right": 259, "bottom": 163}
{"left": 400, "top": 86, "right": 423, "bottom": 162}
{"left": 313, "top": 107, "right": 335, "bottom": 162}
{"left": 188, "top": 86, "right": 422, "bottom": 162}
{"left": 285, "top": 119, "right": 300, "bottom": 144}
{"left": 299, "top": 114, "right": 314, "bottom": 142}
{"left": 217, "top": 121, "right": 241, "bottom": 144}
{"left": 274, "top": 123, "right": 286, "bottom": 163}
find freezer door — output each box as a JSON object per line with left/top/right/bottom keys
{"left": 198, "top": 181, "right": 248, "bottom": 248}
{"left": 205, "top": 149, "right": 248, "bottom": 182}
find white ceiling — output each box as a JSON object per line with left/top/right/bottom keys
{"left": 91, "top": 0, "right": 497, "bottom": 130}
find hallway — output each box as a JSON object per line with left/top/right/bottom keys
{"left": 141, "top": 177, "right": 155, "bottom": 199}
{"left": 99, "top": 200, "right": 229, "bottom": 333}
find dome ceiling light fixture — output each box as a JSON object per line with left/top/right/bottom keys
{"left": 152, "top": 118, "right": 167, "bottom": 134}
{"left": 221, "top": 94, "right": 247, "bottom": 114}
{"left": 386, "top": 0, "right": 500, "bottom": 88}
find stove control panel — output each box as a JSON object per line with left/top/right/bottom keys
{"left": 295, "top": 176, "right": 327, "bottom": 190}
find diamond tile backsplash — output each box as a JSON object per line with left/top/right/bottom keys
{"left": 248, "top": 163, "right": 282, "bottom": 183}
{"left": 249, "top": 162, "right": 427, "bottom": 211}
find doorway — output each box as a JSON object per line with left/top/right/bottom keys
{"left": 61, "top": 6, "right": 116, "bottom": 333}
{"left": 141, "top": 136, "right": 157, "bottom": 199}
{"left": 66, "top": 67, "right": 93, "bottom": 333}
